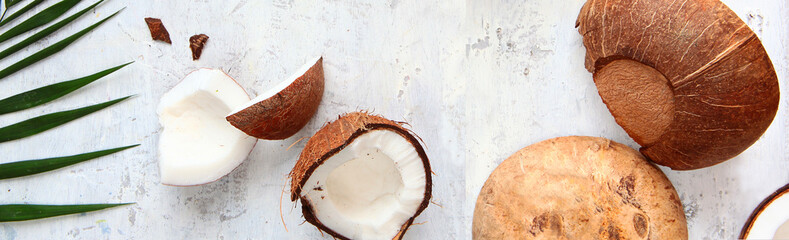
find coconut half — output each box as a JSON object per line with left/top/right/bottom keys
{"left": 226, "top": 56, "right": 324, "bottom": 140}
{"left": 741, "top": 183, "right": 789, "bottom": 239}
{"left": 576, "top": 0, "right": 780, "bottom": 170}
{"left": 157, "top": 69, "right": 257, "bottom": 186}
{"left": 290, "top": 112, "right": 432, "bottom": 240}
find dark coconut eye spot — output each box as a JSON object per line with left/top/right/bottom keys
{"left": 633, "top": 213, "right": 648, "bottom": 237}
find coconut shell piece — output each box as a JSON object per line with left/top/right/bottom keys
{"left": 189, "top": 34, "right": 209, "bottom": 60}
{"left": 144, "top": 18, "right": 171, "bottom": 44}
{"left": 473, "top": 136, "right": 687, "bottom": 239}
{"left": 576, "top": 0, "right": 780, "bottom": 170}
{"left": 226, "top": 57, "right": 324, "bottom": 140}
{"left": 290, "top": 112, "right": 432, "bottom": 240}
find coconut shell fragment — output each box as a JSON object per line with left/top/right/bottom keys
{"left": 576, "top": 0, "right": 780, "bottom": 170}
{"left": 190, "top": 34, "right": 209, "bottom": 60}
{"left": 290, "top": 112, "right": 432, "bottom": 240}
{"left": 473, "top": 136, "right": 687, "bottom": 239}
{"left": 226, "top": 57, "right": 324, "bottom": 140}
{"left": 144, "top": 18, "right": 171, "bottom": 44}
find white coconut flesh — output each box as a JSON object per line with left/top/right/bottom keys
{"left": 157, "top": 69, "right": 257, "bottom": 186}
{"left": 747, "top": 193, "right": 789, "bottom": 239}
{"left": 228, "top": 56, "right": 322, "bottom": 115}
{"left": 301, "top": 129, "right": 427, "bottom": 239}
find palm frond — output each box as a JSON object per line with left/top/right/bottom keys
{"left": 0, "top": 62, "right": 131, "bottom": 115}
{"left": 0, "top": 0, "right": 82, "bottom": 44}
{"left": 0, "top": 203, "right": 132, "bottom": 222}
{"left": 0, "top": 8, "right": 121, "bottom": 80}
{"left": 0, "top": 95, "right": 131, "bottom": 143}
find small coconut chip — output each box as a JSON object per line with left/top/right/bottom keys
{"left": 227, "top": 56, "right": 324, "bottom": 140}
{"left": 190, "top": 34, "right": 209, "bottom": 60}
{"left": 741, "top": 183, "right": 789, "bottom": 239}
{"left": 473, "top": 136, "right": 687, "bottom": 239}
{"left": 157, "top": 69, "right": 257, "bottom": 186}
{"left": 144, "top": 18, "right": 171, "bottom": 44}
{"left": 290, "top": 112, "right": 432, "bottom": 240}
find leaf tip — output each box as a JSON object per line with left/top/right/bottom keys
{"left": 121, "top": 144, "right": 141, "bottom": 150}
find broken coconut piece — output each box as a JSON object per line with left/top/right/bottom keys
{"left": 144, "top": 18, "right": 171, "bottom": 44}
{"left": 190, "top": 34, "right": 209, "bottom": 60}
{"left": 576, "top": 0, "right": 780, "bottom": 170}
{"left": 157, "top": 68, "right": 256, "bottom": 186}
{"left": 473, "top": 136, "right": 687, "bottom": 239}
{"left": 290, "top": 112, "right": 432, "bottom": 240}
{"left": 226, "top": 56, "right": 323, "bottom": 140}
{"left": 740, "top": 183, "right": 789, "bottom": 239}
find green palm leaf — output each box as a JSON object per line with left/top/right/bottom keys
{"left": 0, "top": 0, "right": 103, "bottom": 61}
{"left": 0, "top": 203, "right": 131, "bottom": 222}
{"left": 0, "top": 95, "right": 131, "bottom": 143}
{"left": 0, "top": 0, "right": 47, "bottom": 27}
{"left": 0, "top": 0, "right": 137, "bottom": 227}
{"left": 0, "top": 8, "right": 121, "bottom": 80}
{"left": 0, "top": 0, "right": 81, "bottom": 44}
{"left": 0, "top": 144, "right": 138, "bottom": 180}
{"left": 5, "top": 0, "right": 23, "bottom": 8}
{"left": 0, "top": 62, "right": 131, "bottom": 115}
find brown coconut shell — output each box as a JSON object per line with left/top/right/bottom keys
{"left": 290, "top": 112, "right": 432, "bottom": 240}
{"left": 740, "top": 182, "right": 789, "bottom": 239}
{"left": 576, "top": 0, "right": 780, "bottom": 170}
{"left": 189, "top": 34, "right": 209, "bottom": 60}
{"left": 226, "top": 57, "right": 324, "bottom": 140}
{"left": 144, "top": 18, "right": 171, "bottom": 44}
{"left": 473, "top": 136, "right": 687, "bottom": 239}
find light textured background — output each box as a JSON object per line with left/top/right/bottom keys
{"left": 0, "top": 0, "right": 787, "bottom": 239}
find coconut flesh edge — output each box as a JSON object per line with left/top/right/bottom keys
{"left": 228, "top": 56, "right": 322, "bottom": 115}
{"left": 158, "top": 69, "right": 257, "bottom": 186}
{"left": 747, "top": 193, "right": 789, "bottom": 239}
{"left": 301, "top": 129, "right": 426, "bottom": 239}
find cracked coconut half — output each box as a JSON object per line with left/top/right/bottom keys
{"left": 290, "top": 112, "right": 432, "bottom": 240}
{"left": 227, "top": 56, "right": 324, "bottom": 140}
{"left": 157, "top": 69, "right": 256, "bottom": 186}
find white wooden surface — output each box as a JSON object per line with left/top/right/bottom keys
{"left": 0, "top": 0, "right": 787, "bottom": 239}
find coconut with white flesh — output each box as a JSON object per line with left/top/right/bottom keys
{"left": 290, "top": 112, "right": 432, "bottom": 240}
{"left": 741, "top": 183, "right": 789, "bottom": 239}
{"left": 157, "top": 69, "right": 257, "bottom": 186}
{"left": 227, "top": 56, "right": 324, "bottom": 140}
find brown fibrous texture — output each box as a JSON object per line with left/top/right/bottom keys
{"left": 289, "top": 111, "right": 432, "bottom": 240}
{"left": 473, "top": 136, "right": 687, "bottom": 240}
{"left": 144, "top": 18, "right": 171, "bottom": 44}
{"left": 189, "top": 34, "right": 209, "bottom": 60}
{"left": 577, "top": 0, "right": 780, "bottom": 170}
{"left": 226, "top": 58, "right": 324, "bottom": 140}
